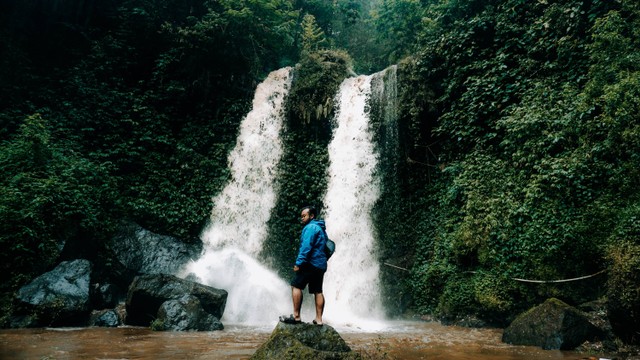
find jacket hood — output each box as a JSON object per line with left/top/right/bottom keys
{"left": 311, "top": 219, "right": 326, "bottom": 230}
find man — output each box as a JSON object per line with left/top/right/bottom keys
{"left": 280, "top": 205, "right": 328, "bottom": 325}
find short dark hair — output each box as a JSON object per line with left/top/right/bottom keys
{"left": 301, "top": 205, "right": 317, "bottom": 217}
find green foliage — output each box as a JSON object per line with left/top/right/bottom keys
{"left": 402, "top": 0, "right": 639, "bottom": 326}
{"left": 3, "top": 0, "right": 640, "bottom": 334}
{"left": 329, "top": 0, "right": 391, "bottom": 73}
{"left": 584, "top": 8, "right": 640, "bottom": 343}
{"left": 0, "top": 114, "right": 117, "bottom": 291}
{"left": 300, "top": 14, "right": 328, "bottom": 54}
{"left": 150, "top": 318, "right": 165, "bottom": 331}
{"left": 287, "top": 50, "right": 353, "bottom": 124}
{"left": 582, "top": 1, "right": 640, "bottom": 197}
{"left": 0, "top": 0, "right": 304, "bottom": 294}
{"left": 607, "top": 234, "right": 640, "bottom": 344}
{"left": 372, "top": 0, "right": 425, "bottom": 63}
{"left": 159, "top": 0, "right": 299, "bottom": 82}
{"left": 294, "top": 0, "right": 410, "bottom": 73}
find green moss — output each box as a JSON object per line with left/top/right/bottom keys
{"left": 150, "top": 318, "right": 164, "bottom": 331}
{"left": 288, "top": 50, "right": 353, "bottom": 125}
{"left": 251, "top": 323, "right": 361, "bottom": 360}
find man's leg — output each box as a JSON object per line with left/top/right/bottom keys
{"left": 314, "top": 292, "right": 324, "bottom": 324}
{"left": 292, "top": 286, "right": 303, "bottom": 321}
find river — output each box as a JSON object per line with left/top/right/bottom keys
{"left": 0, "top": 320, "right": 598, "bottom": 359}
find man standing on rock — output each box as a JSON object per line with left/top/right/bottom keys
{"left": 281, "top": 205, "right": 328, "bottom": 325}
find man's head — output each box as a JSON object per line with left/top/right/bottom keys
{"left": 300, "top": 205, "right": 316, "bottom": 226}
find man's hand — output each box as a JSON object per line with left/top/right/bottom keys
{"left": 293, "top": 265, "right": 299, "bottom": 272}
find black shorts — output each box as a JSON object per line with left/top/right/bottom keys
{"left": 290, "top": 264, "right": 325, "bottom": 294}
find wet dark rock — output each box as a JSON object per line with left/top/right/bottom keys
{"left": 574, "top": 299, "right": 619, "bottom": 354}
{"left": 89, "top": 309, "right": 120, "bottom": 327}
{"left": 110, "top": 222, "right": 202, "bottom": 286}
{"left": 154, "top": 295, "right": 224, "bottom": 331}
{"left": 440, "top": 314, "right": 489, "bottom": 328}
{"left": 577, "top": 298, "right": 614, "bottom": 336}
{"left": 13, "top": 259, "right": 92, "bottom": 327}
{"left": 125, "top": 274, "right": 227, "bottom": 328}
{"left": 90, "top": 283, "right": 120, "bottom": 309}
{"left": 502, "top": 298, "right": 603, "bottom": 350}
{"left": 9, "top": 314, "right": 40, "bottom": 328}
{"left": 251, "top": 322, "right": 362, "bottom": 359}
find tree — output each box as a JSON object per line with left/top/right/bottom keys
{"left": 300, "top": 14, "right": 328, "bottom": 54}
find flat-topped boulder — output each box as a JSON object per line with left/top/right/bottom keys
{"left": 12, "top": 259, "right": 92, "bottom": 327}
{"left": 251, "top": 322, "right": 362, "bottom": 359}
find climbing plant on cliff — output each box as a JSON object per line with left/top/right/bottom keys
{"left": 262, "top": 49, "right": 352, "bottom": 278}
{"left": 587, "top": 1, "right": 640, "bottom": 343}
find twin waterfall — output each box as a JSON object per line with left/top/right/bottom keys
{"left": 183, "top": 66, "right": 397, "bottom": 330}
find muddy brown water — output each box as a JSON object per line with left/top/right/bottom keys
{"left": 0, "top": 321, "right": 606, "bottom": 359}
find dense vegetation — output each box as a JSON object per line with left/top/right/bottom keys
{"left": 387, "top": 0, "right": 640, "bottom": 339}
{"left": 1, "top": 0, "right": 639, "bottom": 342}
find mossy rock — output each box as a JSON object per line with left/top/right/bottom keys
{"left": 502, "top": 298, "right": 602, "bottom": 350}
{"left": 288, "top": 49, "right": 353, "bottom": 126}
{"left": 251, "top": 322, "right": 361, "bottom": 360}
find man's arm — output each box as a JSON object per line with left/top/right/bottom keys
{"left": 295, "top": 225, "right": 317, "bottom": 267}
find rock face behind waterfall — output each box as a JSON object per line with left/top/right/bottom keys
{"left": 12, "top": 259, "right": 92, "bottom": 327}
{"left": 125, "top": 274, "right": 227, "bottom": 330}
{"left": 502, "top": 298, "right": 603, "bottom": 350}
{"left": 251, "top": 322, "right": 362, "bottom": 360}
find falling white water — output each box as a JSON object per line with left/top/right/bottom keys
{"left": 181, "top": 67, "right": 293, "bottom": 325}
{"left": 322, "top": 70, "right": 390, "bottom": 330}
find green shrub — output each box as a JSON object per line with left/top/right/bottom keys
{"left": 150, "top": 318, "right": 165, "bottom": 331}
{"left": 0, "top": 114, "right": 117, "bottom": 292}
{"left": 606, "top": 203, "right": 640, "bottom": 344}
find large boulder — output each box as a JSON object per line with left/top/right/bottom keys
{"left": 251, "top": 322, "right": 362, "bottom": 360}
{"left": 110, "top": 222, "right": 202, "bottom": 286}
{"left": 154, "top": 295, "right": 224, "bottom": 331}
{"left": 125, "top": 273, "right": 227, "bottom": 328}
{"left": 502, "top": 298, "right": 603, "bottom": 350}
{"left": 12, "top": 259, "right": 92, "bottom": 327}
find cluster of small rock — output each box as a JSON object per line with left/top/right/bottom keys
{"left": 9, "top": 222, "right": 226, "bottom": 331}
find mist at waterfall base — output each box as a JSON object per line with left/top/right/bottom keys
{"left": 181, "top": 67, "right": 397, "bottom": 331}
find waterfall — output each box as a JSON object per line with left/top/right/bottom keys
{"left": 322, "top": 66, "right": 397, "bottom": 329}
{"left": 182, "top": 67, "right": 292, "bottom": 325}
{"left": 182, "top": 65, "right": 398, "bottom": 329}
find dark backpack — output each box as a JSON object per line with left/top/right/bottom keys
{"left": 325, "top": 238, "right": 336, "bottom": 259}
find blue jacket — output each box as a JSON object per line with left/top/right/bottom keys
{"left": 295, "top": 219, "right": 328, "bottom": 271}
